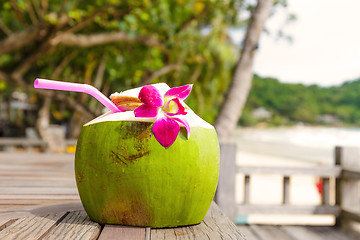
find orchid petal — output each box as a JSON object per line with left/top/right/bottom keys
{"left": 153, "top": 117, "right": 180, "bottom": 148}
{"left": 173, "top": 117, "right": 191, "bottom": 139}
{"left": 164, "top": 84, "right": 193, "bottom": 101}
{"left": 134, "top": 104, "right": 159, "bottom": 118}
{"left": 138, "top": 85, "right": 164, "bottom": 107}
{"left": 163, "top": 98, "right": 187, "bottom": 116}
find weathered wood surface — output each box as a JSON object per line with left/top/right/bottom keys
{"left": 215, "top": 143, "right": 237, "bottom": 221}
{"left": 42, "top": 211, "right": 100, "bottom": 240}
{"left": 237, "top": 165, "right": 342, "bottom": 177}
{"left": 237, "top": 225, "right": 359, "bottom": 240}
{"left": 0, "top": 153, "right": 79, "bottom": 211}
{"left": 98, "top": 225, "right": 147, "bottom": 240}
{"left": 0, "top": 138, "right": 76, "bottom": 152}
{"left": 3, "top": 213, "right": 357, "bottom": 240}
{"left": 0, "top": 152, "right": 246, "bottom": 239}
{"left": 334, "top": 146, "right": 360, "bottom": 234}
{"left": 1, "top": 202, "right": 358, "bottom": 240}
{"left": 152, "top": 202, "right": 245, "bottom": 240}
{"left": 237, "top": 205, "right": 341, "bottom": 215}
{"left": 0, "top": 203, "right": 246, "bottom": 240}
{"left": 0, "top": 212, "right": 66, "bottom": 240}
{"left": 1, "top": 150, "right": 360, "bottom": 239}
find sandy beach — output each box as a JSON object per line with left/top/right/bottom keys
{"left": 231, "top": 126, "right": 356, "bottom": 225}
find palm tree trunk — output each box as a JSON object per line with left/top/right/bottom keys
{"left": 214, "top": 0, "right": 273, "bottom": 142}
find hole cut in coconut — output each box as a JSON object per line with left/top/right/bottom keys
{"left": 86, "top": 83, "right": 214, "bottom": 129}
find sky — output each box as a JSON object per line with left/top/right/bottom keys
{"left": 235, "top": 0, "right": 360, "bottom": 87}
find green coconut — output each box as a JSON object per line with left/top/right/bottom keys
{"left": 74, "top": 83, "right": 220, "bottom": 227}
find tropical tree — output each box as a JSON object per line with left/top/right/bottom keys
{"left": 0, "top": 0, "right": 240, "bottom": 140}
{"left": 0, "top": 0, "right": 287, "bottom": 144}
{"left": 214, "top": 0, "right": 274, "bottom": 141}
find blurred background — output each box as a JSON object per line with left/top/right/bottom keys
{"left": 1, "top": 0, "right": 360, "bottom": 230}
{"left": 1, "top": 0, "right": 360, "bottom": 144}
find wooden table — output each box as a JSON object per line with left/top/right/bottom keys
{"left": 0, "top": 201, "right": 245, "bottom": 240}
{"left": 0, "top": 152, "right": 245, "bottom": 239}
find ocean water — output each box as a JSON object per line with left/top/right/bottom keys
{"left": 233, "top": 126, "right": 360, "bottom": 166}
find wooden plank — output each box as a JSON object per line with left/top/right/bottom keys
{"left": 0, "top": 176, "right": 74, "bottom": 181}
{"left": 0, "top": 199, "right": 77, "bottom": 206}
{"left": 237, "top": 166, "right": 342, "bottom": 177}
{"left": 215, "top": 143, "right": 236, "bottom": 221}
{"left": 0, "top": 179, "right": 76, "bottom": 187}
{"left": 335, "top": 146, "right": 342, "bottom": 226}
{"left": 237, "top": 205, "right": 341, "bottom": 215}
{"left": 0, "top": 165, "right": 73, "bottom": 172}
{"left": 250, "top": 225, "right": 294, "bottom": 240}
{"left": 237, "top": 225, "right": 261, "bottom": 240}
{"left": 145, "top": 228, "right": 150, "bottom": 240}
{"left": 0, "top": 219, "right": 17, "bottom": 231}
{"left": 0, "top": 199, "right": 80, "bottom": 212}
{"left": 283, "top": 177, "right": 290, "bottom": 204}
{"left": 0, "top": 187, "right": 78, "bottom": 195}
{"left": 0, "top": 212, "right": 35, "bottom": 223}
{"left": 342, "top": 210, "right": 360, "bottom": 223}
{"left": 244, "top": 175, "right": 250, "bottom": 204}
{"left": 0, "top": 153, "right": 74, "bottom": 162}
{"left": 0, "top": 138, "right": 75, "bottom": 148}
{"left": 322, "top": 178, "right": 330, "bottom": 205}
{"left": 151, "top": 202, "right": 246, "bottom": 240}
{"left": 0, "top": 212, "right": 67, "bottom": 240}
{"left": 0, "top": 201, "right": 83, "bottom": 221}
{"left": 307, "top": 226, "right": 360, "bottom": 240}
{"left": 98, "top": 225, "right": 145, "bottom": 240}
{"left": 151, "top": 228, "right": 181, "bottom": 240}
{"left": 341, "top": 147, "right": 360, "bottom": 172}
{"left": 0, "top": 194, "right": 80, "bottom": 200}
{"left": 342, "top": 170, "right": 360, "bottom": 179}
{"left": 281, "top": 226, "right": 325, "bottom": 240}
{"left": 42, "top": 211, "right": 100, "bottom": 240}
{"left": 244, "top": 165, "right": 341, "bottom": 176}
{"left": 0, "top": 171, "right": 74, "bottom": 177}
{"left": 0, "top": 138, "right": 45, "bottom": 145}
{"left": 340, "top": 178, "right": 359, "bottom": 213}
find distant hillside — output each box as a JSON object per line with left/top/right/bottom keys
{"left": 239, "top": 75, "right": 360, "bottom": 127}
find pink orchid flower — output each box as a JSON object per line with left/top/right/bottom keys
{"left": 134, "top": 84, "right": 193, "bottom": 148}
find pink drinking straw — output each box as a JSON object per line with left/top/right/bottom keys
{"left": 34, "top": 78, "right": 121, "bottom": 113}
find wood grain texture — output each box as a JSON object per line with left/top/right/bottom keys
{"left": 0, "top": 219, "right": 17, "bottom": 232}
{"left": 237, "top": 165, "right": 342, "bottom": 177}
{"left": 151, "top": 203, "right": 246, "bottom": 240}
{"left": 0, "top": 212, "right": 66, "bottom": 240}
{"left": 306, "top": 226, "right": 360, "bottom": 240}
{"left": 250, "top": 225, "right": 294, "bottom": 240}
{"left": 42, "top": 211, "right": 100, "bottom": 240}
{"left": 237, "top": 205, "right": 340, "bottom": 215}
{"left": 98, "top": 225, "right": 145, "bottom": 240}
{"left": 244, "top": 175, "right": 250, "bottom": 204}
{"left": 215, "top": 143, "right": 237, "bottom": 221}
{"left": 282, "top": 177, "right": 290, "bottom": 204}
{"left": 340, "top": 147, "right": 360, "bottom": 172}
{"left": 237, "top": 225, "right": 261, "bottom": 240}
{"left": 281, "top": 226, "right": 326, "bottom": 240}
{"left": 0, "top": 152, "right": 78, "bottom": 210}
{"left": 322, "top": 178, "right": 330, "bottom": 205}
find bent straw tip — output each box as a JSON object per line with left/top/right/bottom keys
{"left": 34, "top": 78, "right": 40, "bottom": 88}
{"left": 34, "top": 78, "right": 50, "bottom": 88}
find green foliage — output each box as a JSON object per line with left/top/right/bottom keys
{"left": 0, "top": 0, "right": 249, "bottom": 127}
{"left": 241, "top": 75, "right": 360, "bottom": 127}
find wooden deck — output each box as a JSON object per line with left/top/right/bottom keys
{"left": 0, "top": 152, "right": 78, "bottom": 211}
{"left": 0, "top": 152, "right": 359, "bottom": 239}
{"left": 0, "top": 202, "right": 245, "bottom": 239}
{"left": 238, "top": 225, "right": 359, "bottom": 240}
